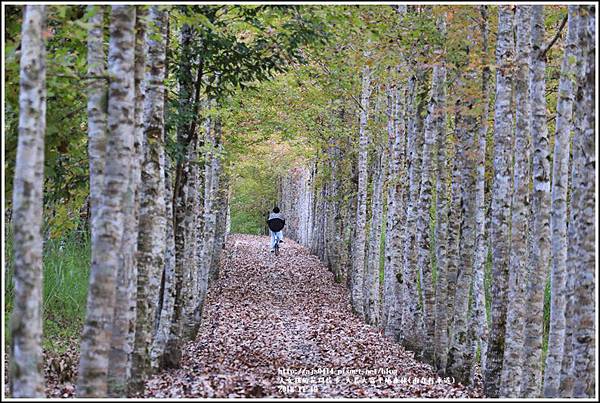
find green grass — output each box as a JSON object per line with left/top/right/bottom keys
{"left": 542, "top": 273, "right": 552, "bottom": 369}
{"left": 4, "top": 229, "right": 90, "bottom": 352}
{"left": 230, "top": 209, "right": 268, "bottom": 235}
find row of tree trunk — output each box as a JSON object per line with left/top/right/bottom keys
{"left": 9, "top": 5, "right": 229, "bottom": 397}
{"left": 279, "top": 5, "right": 595, "bottom": 398}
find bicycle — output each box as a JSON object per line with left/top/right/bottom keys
{"left": 273, "top": 236, "right": 281, "bottom": 256}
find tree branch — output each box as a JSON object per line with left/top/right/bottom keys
{"left": 48, "top": 73, "right": 109, "bottom": 81}
{"left": 540, "top": 13, "right": 568, "bottom": 60}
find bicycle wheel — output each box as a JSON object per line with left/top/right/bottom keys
{"left": 274, "top": 240, "right": 280, "bottom": 256}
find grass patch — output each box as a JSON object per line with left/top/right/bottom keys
{"left": 4, "top": 229, "right": 90, "bottom": 353}
{"left": 542, "top": 272, "right": 552, "bottom": 370}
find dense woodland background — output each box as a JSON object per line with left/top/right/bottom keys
{"left": 3, "top": 3, "right": 596, "bottom": 399}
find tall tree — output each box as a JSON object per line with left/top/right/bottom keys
{"left": 85, "top": 5, "right": 108, "bottom": 324}
{"left": 447, "top": 64, "right": 478, "bottom": 384}
{"left": 78, "top": 6, "right": 136, "bottom": 397}
{"left": 521, "top": 5, "right": 550, "bottom": 397}
{"left": 415, "top": 15, "right": 447, "bottom": 363}
{"left": 500, "top": 5, "right": 532, "bottom": 397}
{"left": 433, "top": 80, "right": 449, "bottom": 374}
{"left": 350, "top": 51, "right": 371, "bottom": 318}
{"left": 567, "top": 6, "right": 595, "bottom": 397}
{"left": 182, "top": 135, "right": 201, "bottom": 339}
{"left": 164, "top": 22, "right": 198, "bottom": 368}
{"left": 400, "top": 71, "right": 425, "bottom": 355}
{"left": 382, "top": 80, "right": 397, "bottom": 327}
{"left": 364, "top": 144, "right": 385, "bottom": 325}
{"left": 130, "top": 5, "right": 167, "bottom": 392}
{"left": 150, "top": 9, "right": 175, "bottom": 369}
{"left": 444, "top": 126, "right": 463, "bottom": 335}
{"left": 468, "top": 4, "right": 491, "bottom": 385}
{"left": 383, "top": 73, "right": 406, "bottom": 338}
{"left": 151, "top": 155, "right": 177, "bottom": 369}
{"left": 484, "top": 5, "right": 515, "bottom": 397}
{"left": 543, "top": 6, "right": 579, "bottom": 397}
{"left": 9, "top": 5, "right": 47, "bottom": 398}
{"left": 384, "top": 8, "right": 409, "bottom": 340}
{"left": 108, "top": 6, "right": 146, "bottom": 396}
{"left": 198, "top": 110, "right": 222, "bottom": 322}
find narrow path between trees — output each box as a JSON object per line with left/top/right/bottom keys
{"left": 143, "top": 234, "right": 482, "bottom": 398}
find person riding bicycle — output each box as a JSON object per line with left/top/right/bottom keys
{"left": 266, "top": 206, "right": 285, "bottom": 253}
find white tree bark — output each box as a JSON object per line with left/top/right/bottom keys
{"left": 543, "top": 6, "right": 579, "bottom": 397}
{"left": 416, "top": 18, "right": 446, "bottom": 363}
{"left": 182, "top": 136, "right": 200, "bottom": 340}
{"left": 130, "top": 5, "right": 167, "bottom": 391}
{"left": 10, "top": 5, "right": 46, "bottom": 398}
{"left": 567, "top": 7, "right": 595, "bottom": 397}
{"left": 86, "top": 4, "right": 108, "bottom": 291}
{"left": 445, "top": 133, "right": 462, "bottom": 335}
{"left": 199, "top": 115, "right": 217, "bottom": 307}
{"left": 484, "top": 6, "right": 514, "bottom": 397}
{"left": 384, "top": 12, "right": 409, "bottom": 341}
{"left": 109, "top": 7, "right": 145, "bottom": 396}
{"left": 383, "top": 76, "right": 406, "bottom": 337}
{"left": 521, "top": 5, "right": 550, "bottom": 397}
{"left": 433, "top": 125, "right": 449, "bottom": 375}
{"left": 500, "top": 5, "right": 532, "bottom": 397}
{"left": 432, "top": 14, "right": 450, "bottom": 373}
{"left": 207, "top": 118, "right": 224, "bottom": 283}
{"left": 447, "top": 69, "right": 478, "bottom": 384}
{"left": 364, "top": 147, "right": 385, "bottom": 325}
{"left": 78, "top": 5, "right": 136, "bottom": 397}
{"left": 351, "top": 55, "right": 371, "bottom": 317}
{"left": 152, "top": 153, "right": 176, "bottom": 369}
{"left": 400, "top": 72, "right": 425, "bottom": 354}
{"left": 164, "top": 23, "right": 195, "bottom": 369}
{"left": 468, "top": 5, "right": 491, "bottom": 386}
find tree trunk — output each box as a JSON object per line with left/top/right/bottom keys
{"left": 351, "top": 56, "right": 371, "bottom": 317}
{"left": 108, "top": 7, "right": 145, "bottom": 396}
{"left": 151, "top": 153, "right": 177, "bottom": 370}
{"left": 182, "top": 136, "right": 201, "bottom": 340}
{"left": 483, "top": 5, "right": 514, "bottom": 397}
{"left": 85, "top": 6, "right": 108, "bottom": 327}
{"left": 212, "top": 170, "right": 229, "bottom": 275}
{"left": 445, "top": 127, "right": 463, "bottom": 336}
{"left": 78, "top": 6, "right": 136, "bottom": 397}
{"left": 400, "top": 71, "right": 425, "bottom": 354}
{"left": 447, "top": 69, "right": 478, "bottom": 384}
{"left": 468, "top": 4, "right": 491, "bottom": 386}
{"left": 416, "top": 18, "right": 446, "bottom": 363}
{"left": 433, "top": 14, "right": 450, "bottom": 372}
{"left": 164, "top": 23, "right": 199, "bottom": 368}
{"left": 543, "top": 6, "right": 579, "bottom": 397}
{"left": 199, "top": 114, "right": 217, "bottom": 307}
{"left": 500, "top": 5, "right": 532, "bottom": 397}
{"left": 364, "top": 147, "right": 385, "bottom": 325}
{"left": 567, "top": 7, "right": 595, "bottom": 397}
{"left": 521, "top": 5, "right": 550, "bottom": 397}
{"left": 129, "top": 5, "right": 166, "bottom": 392}
{"left": 383, "top": 76, "right": 406, "bottom": 337}
{"left": 9, "top": 5, "right": 46, "bottom": 398}
{"left": 210, "top": 128, "right": 227, "bottom": 281}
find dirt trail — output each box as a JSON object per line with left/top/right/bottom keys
{"left": 144, "top": 234, "right": 483, "bottom": 398}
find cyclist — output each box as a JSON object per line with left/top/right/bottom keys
{"left": 266, "top": 206, "right": 285, "bottom": 253}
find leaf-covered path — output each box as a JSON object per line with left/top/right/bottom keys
{"left": 143, "top": 234, "right": 483, "bottom": 398}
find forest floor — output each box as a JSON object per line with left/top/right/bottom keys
{"left": 143, "top": 234, "right": 483, "bottom": 398}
